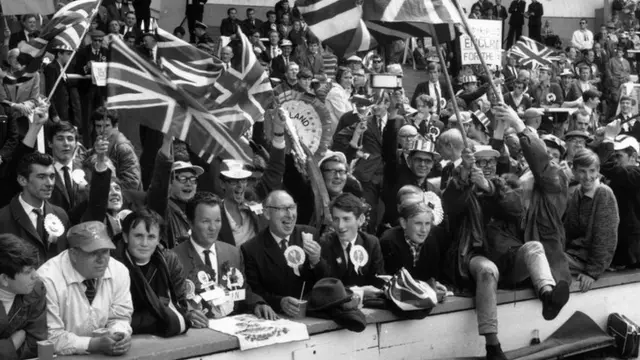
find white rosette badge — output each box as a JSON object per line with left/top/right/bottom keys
{"left": 423, "top": 191, "right": 444, "bottom": 226}
{"left": 284, "top": 245, "right": 306, "bottom": 276}
{"left": 71, "top": 169, "right": 88, "bottom": 188}
{"left": 349, "top": 245, "right": 369, "bottom": 275}
{"left": 546, "top": 93, "right": 556, "bottom": 104}
{"left": 44, "top": 214, "right": 65, "bottom": 244}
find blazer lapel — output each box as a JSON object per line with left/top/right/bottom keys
{"left": 263, "top": 230, "right": 290, "bottom": 275}
{"left": 331, "top": 236, "right": 348, "bottom": 276}
{"left": 186, "top": 240, "right": 206, "bottom": 273}
{"left": 10, "top": 198, "right": 42, "bottom": 244}
{"left": 54, "top": 170, "right": 70, "bottom": 205}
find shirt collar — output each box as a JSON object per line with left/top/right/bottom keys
{"left": 581, "top": 179, "right": 600, "bottom": 198}
{"left": 405, "top": 236, "right": 423, "bottom": 250}
{"left": 60, "top": 250, "right": 112, "bottom": 285}
{"left": 190, "top": 237, "right": 214, "bottom": 254}
{"left": 453, "top": 157, "right": 463, "bottom": 167}
{"left": 18, "top": 193, "right": 43, "bottom": 214}
{"left": 340, "top": 234, "right": 358, "bottom": 250}
{"left": 269, "top": 231, "right": 289, "bottom": 246}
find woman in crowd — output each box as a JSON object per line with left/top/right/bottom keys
{"left": 114, "top": 208, "right": 209, "bottom": 337}
{"left": 405, "top": 94, "right": 445, "bottom": 138}
{"left": 325, "top": 67, "right": 354, "bottom": 136}
{"left": 565, "top": 148, "right": 619, "bottom": 292}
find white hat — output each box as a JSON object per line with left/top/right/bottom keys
{"left": 318, "top": 150, "right": 347, "bottom": 169}
{"left": 220, "top": 159, "right": 252, "bottom": 179}
{"left": 171, "top": 161, "right": 204, "bottom": 176}
{"left": 473, "top": 144, "right": 500, "bottom": 158}
{"left": 448, "top": 111, "right": 473, "bottom": 124}
{"left": 347, "top": 55, "right": 362, "bottom": 63}
{"left": 614, "top": 134, "right": 640, "bottom": 154}
{"left": 386, "top": 64, "right": 403, "bottom": 75}
{"left": 280, "top": 39, "right": 293, "bottom": 47}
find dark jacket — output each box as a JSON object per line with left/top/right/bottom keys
{"left": 172, "top": 239, "right": 265, "bottom": 314}
{"left": 49, "top": 158, "right": 88, "bottom": 218}
{"left": 220, "top": 18, "right": 240, "bottom": 37}
{"left": 0, "top": 105, "right": 18, "bottom": 177}
{"left": 0, "top": 281, "right": 47, "bottom": 360}
{"left": 508, "top": 0, "right": 526, "bottom": 27}
{"left": 8, "top": 31, "right": 29, "bottom": 51}
{"left": 0, "top": 196, "right": 69, "bottom": 266}
{"left": 527, "top": 1, "right": 544, "bottom": 27}
{"left": 242, "top": 18, "right": 263, "bottom": 36}
{"left": 74, "top": 45, "right": 109, "bottom": 76}
{"left": 105, "top": 2, "right": 130, "bottom": 24}
{"left": 241, "top": 225, "right": 327, "bottom": 312}
{"left": 270, "top": 54, "right": 292, "bottom": 80}
{"left": 379, "top": 226, "right": 441, "bottom": 282}
{"left": 86, "top": 130, "right": 141, "bottom": 191}
{"left": 115, "top": 245, "right": 191, "bottom": 337}
{"left": 44, "top": 61, "right": 71, "bottom": 122}
{"left": 410, "top": 80, "right": 450, "bottom": 109}
{"left": 319, "top": 231, "right": 386, "bottom": 288}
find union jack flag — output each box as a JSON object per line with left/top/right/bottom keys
{"left": 52, "top": 0, "right": 101, "bottom": 51}
{"left": 508, "top": 36, "right": 561, "bottom": 70}
{"left": 296, "top": 0, "right": 376, "bottom": 58}
{"left": 107, "top": 37, "right": 252, "bottom": 163}
{"left": 208, "top": 29, "right": 273, "bottom": 126}
{"left": 156, "top": 27, "right": 224, "bottom": 101}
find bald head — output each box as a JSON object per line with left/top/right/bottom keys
{"left": 264, "top": 190, "right": 294, "bottom": 207}
{"left": 264, "top": 190, "right": 297, "bottom": 237}
{"left": 221, "top": 46, "right": 233, "bottom": 63}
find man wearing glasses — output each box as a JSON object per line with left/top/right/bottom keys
{"left": 242, "top": 190, "right": 326, "bottom": 317}
{"left": 38, "top": 221, "right": 133, "bottom": 356}
{"left": 571, "top": 19, "right": 594, "bottom": 51}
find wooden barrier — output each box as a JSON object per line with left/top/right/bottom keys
{"left": 64, "top": 271, "right": 640, "bottom": 360}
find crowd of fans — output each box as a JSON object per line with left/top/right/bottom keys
{"left": 2, "top": 1, "right": 640, "bottom": 360}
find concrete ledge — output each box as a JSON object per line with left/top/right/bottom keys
{"left": 65, "top": 270, "right": 640, "bottom": 360}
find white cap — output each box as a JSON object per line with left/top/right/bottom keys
{"left": 220, "top": 159, "right": 252, "bottom": 179}
{"left": 171, "top": 161, "right": 204, "bottom": 176}
{"left": 614, "top": 134, "right": 640, "bottom": 154}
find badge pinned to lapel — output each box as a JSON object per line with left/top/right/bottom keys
{"left": 284, "top": 245, "right": 306, "bottom": 276}
{"left": 185, "top": 279, "right": 196, "bottom": 300}
{"left": 44, "top": 214, "right": 64, "bottom": 244}
{"left": 350, "top": 245, "right": 369, "bottom": 275}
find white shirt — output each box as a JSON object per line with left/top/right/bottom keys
{"left": 340, "top": 236, "right": 358, "bottom": 266}
{"left": 0, "top": 288, "right": 16, "bottom": 315}
{"left": 571, "top": 29, "right": 594, "bottom": 51}
{"left": 54, "top": 161, "right": 74, "bottom": 187}
{"left": 150, "top": 45, "right": 158, "bottom": 62}
{"left": 378, "top": 113, "right": 388, "bottom": 132}
{"left": 190, "top": 238, "right": 218, "bottom": 277}
{"left": 270, "top": 231, "right": 290, "bottom": 249}
{"left": 18, "top": 194, "right": 44, "bottom": 231}
{"left": 38, "top": 251, "right": 132, "bottom": 355}
{"left": 224, "top": 204, "right": 256, "bottom": 247}
{"left": 578, "top": 80, "right": 591, "bottom": 93}
{"left": 428, "top": 81, "right": 442, "bottom": 100}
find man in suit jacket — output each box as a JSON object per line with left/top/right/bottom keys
{"left": 172, "top": 192, "right": 277, "bottom": 319}
{"left": 0, "top": 110, "right": 70, "bottom": 266}
{"left": 9, "top": 15, "right": 38, "bottom": 50}
{"left": 106, "top": 0, "right": 131, "bottom": 25}
{"left": 186, "top": 0, "right": 208, "bottom": 44}
{"left": 132, "top": 0, "right": 152, "bottom": 32}
{"left": 617, "top": 96, "right": 640, "bottom": 141}
{"left": 506, "top": 0, "right": 526, "bottom": 48}
{"left": 319, "top": 194, "right": 386, "bottom": 297}
{"left": 261, "top": 11, "right": 279, "bottom": 38}
{"left": 119, "top": 12, "right": 142, "bottom": 42}
{"left": 45, "top": 45, "right": 74, "bottom": 124}
{"left": 220, "top": 7, "right": 241, "bottom": 38}
{"left": 494, "top": 0, "right": 509, "bottom": 40}
{"left": 241, "top": 8, "right": 263, "bottom": 36}
{"left": 410, "top": 62, "right": 450, "bottom": 116}
{"left": 270, "top": 39, "right": 294, "bottom": 80}
{"left": 527, "top": 0, "right": 544, "bottom": 43}
{"left": 242, "top": 191, "right": 327, "bottom": 316}
{"left": 47, "top": 122, "right": 88, "bottom": 222}
{"left": 296, "top": 39, "right": 325, "bottom": 78}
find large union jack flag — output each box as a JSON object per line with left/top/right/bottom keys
{"left": 508, "top": 36, "right": 561, "bottom": 70}
{"left": 52, "top": 0, "right": 101, "bottom": 51}
{"left": 107, "top": 37, "right": 251, "bottom": 163}
{"left": 156, "top": 27, "right": 223, "bottom": 101}
{"left": 208, "top": 29, "right": 273, "bottom": 127}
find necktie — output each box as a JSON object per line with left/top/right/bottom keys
{"left": 62, "top": 166, "right": 73, "bottom": 206}
{"left": 345, "top": 243, "right": 353, "bottom": 271}
{"left": 203, "top": 250, "right": 213, "bottom": 268}
{"left": 280, "top": 239, "right": 288, "bottom": 252}
{"left": 33, "top": 209, "right": 45, "bottom": 241}
{"left": 83, "top": 279, "right": 97, "bottom": 305}
{"left": 434, "top": 84, "right": 441, "bottom": 115}
{"left": 284, "top": 56, "right": 289, "bottom": 66}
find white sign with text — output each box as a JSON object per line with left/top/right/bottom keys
{"left": 459, "top": 19, "right": 502, "bottom": 67}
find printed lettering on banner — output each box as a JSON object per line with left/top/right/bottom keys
{"left": 459, "top": 19, "right": 502, "bottom": 67}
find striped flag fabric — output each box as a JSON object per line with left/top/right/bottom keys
{"left": 508, "top": 36, "right": 561, "bottom": 70}
{"left": 208, "top": 29, "right": 273, "bottom": 127}
{"left": 296, "top": 0, "right": 376, "bottom": 58}
{"left": 52, "top": 0, "right": 101, "bottom": 51}
{"left": 107, "top": 37, "right": 252, "bottom": 163}
{"left": 155, "top": 27, "right": 224, "bottom": 101}
{"left": 362, "top": 0, "right": 462, "bottom": 43}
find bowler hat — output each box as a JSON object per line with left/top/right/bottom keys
{"left": 307, "top": 278, "right": 354, "bottom": 311}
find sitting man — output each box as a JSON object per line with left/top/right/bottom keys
{"left": 172, "top": 192, "right": 278, "bottom": 320}
{"left": 319, "top": 193, "right": 386, "bottom": 300}
{"left": 38, "top": 221, "right": 133, "bottom": 356}
{"left": 115, "top": 208, "right": 206, "bottom": 335}
{"left": 0, "top": 234, "right": 47, "bottom": 360}
{"left": 242, "top": 190, "right": 326, "bottom": 317}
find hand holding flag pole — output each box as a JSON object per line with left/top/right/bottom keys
{"left": 47, "top": 0, "right": 103, "bottom": 102}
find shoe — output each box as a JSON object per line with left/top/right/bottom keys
{"left": 541, "top": 280, "right": 570, "bottom": 320}
{"left": 486, "top": 343, "right": 507, "bottom": 360}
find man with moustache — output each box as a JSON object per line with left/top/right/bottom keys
{"left": 172, "top": 192, "right": 277, "bottom": 320}
{"left": 38, "top": 222, "right": 133, "bottom": 356}
{"left": 242, "top": 190, "right": 327, "bottom": 317}
{"left": 0, "top": 106, "right": 69, "bottom": 265}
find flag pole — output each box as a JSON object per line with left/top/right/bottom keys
{"left": 452, "top": 0, "right": 504, "bottom": 104}
{"left": 47, "top": 0, "right": 103, "bottom": 101}
{"left": 430, "top": 27, "right": 469, "bottom": 148}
